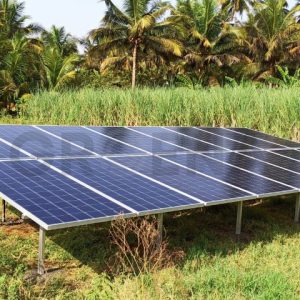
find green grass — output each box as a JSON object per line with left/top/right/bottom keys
{"left": 9, "top": 86, "right": 300, "bottom": 140}
{"left": 0, "top": 86, "right": 300, "bottom": 299}
{"left": 1, "top": 199, "right": 300, "bottom": 299}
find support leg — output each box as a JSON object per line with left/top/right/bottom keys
{"left": 236, "top": 202, "right": 243, "bottom": 235}
{"left": 38, "top": 227, "right": 46, "bottom": 275}
{"left": 295, "top": 194, "right": 300, "bottom": 223}
{"left": 1, "top": 200, "right": 6, "bottom": 223}
{"left": 157, "top": 214, "right": 164, "bottom": 246}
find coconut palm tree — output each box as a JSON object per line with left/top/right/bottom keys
{"left": 220, "top": 0, "right": 252, "bottom": 20}
{"left": 41, "top": 47, "right": 79, "bottom": 90}
{"left": 41, "top": 26, "right": 77, "bottom": 56}
{"left": 0, "top": 33, "right": 42, "bottom": 108}
{"left": 39, "top": 26, "right": 80, "bottom": 90}
{"left": 174, "top": 0, "right": 248, "bottom": 84}
{"left": 89, "top": 0, "right": 183, "bottom": 89}
{"left": 242, "top": 0, "right": 300, "bottom": 80}
{"left": 0, "top": 0, "right": 41, "bottom": 38}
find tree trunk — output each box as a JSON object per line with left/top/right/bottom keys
{"left": 132, "top": 40, "right": 138, "bottom": 89}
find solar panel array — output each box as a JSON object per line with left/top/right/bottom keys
{"left": 0, "top": 125, "right": 299, "bottom": 230}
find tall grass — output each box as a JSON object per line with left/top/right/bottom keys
{"left": 15, "top": 86, "right": 300, "bottom": 140}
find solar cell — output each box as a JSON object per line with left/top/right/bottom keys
{"left": 39, "top": 126, "right": 144, "bottom": 156}
{"left": 88, "top": 126, "right": 185, "bottom": 154}
{"left": 166, "top": 127, "right": 257, "bottom": 151}
{"left": 244, "top": 150, "right": 300, "bottom": 173}
{"left": 162, "top": 153, "right": 291, "bottom": 196}
{"left": 229, "top": 128, "right": 300, "bottom": 148}
{"left": 0, "top": 160, "right": 132, "bottom": 229}
{"left": 272, "top": 149, "right": 300, "bottom": 161}
{"left": 45, "top": 157, "right": 203, "bottom": 213}
{"left": 0, "top": 125, "right": 92, "bottom": 158}
{"left": 196, "top": 127, "right": 286, "bottom": 149}
{"left": 129, "top": 127, "right": 224, "bottom": 152}
{"left": 0, "top": 140, "right": 28, "bottom": 159}
{"left": 110, "top": 155, "right": 254, "bottom": 204}
{"left": 204, "top": 151, "right": 300, "bottom": 189}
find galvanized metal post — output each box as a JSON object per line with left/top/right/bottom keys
{"left": 157, "top": 214, "right": 164, "bottom": 246}
{"left": 1, "top": 200, "right": 5, "bottom": 223}
{"left": 236, "top": 201, "right": 243, "bottom": 235}
{"left": 295, "top": 194, "right": 300, "bottom": 223}
{"left": 38, "top": 227, "right": 46, "bottom": 275}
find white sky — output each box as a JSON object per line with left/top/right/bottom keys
{"left": 24, "top": 0, "right": 296, "bottom": 38}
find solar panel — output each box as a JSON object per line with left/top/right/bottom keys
{"left": 88, "top": 126, "right": 185, "bottom": 154}
{"left": 39, "top": 126, "right": 145, "bottom": 156}
{"left": 161, "top": 153, "right": 292, "bottom": 196}
{"left": 272, "top": 149, "right": 300, "bottom": 161}
{"left": 0, "top": 160, "right": 133, "bottom": 229}
{"left": 166, "top": 127, "right": 257, "bottom": 151}
{"left": 45, "top": 157, "right": 202, "bottom": 213}
{"left": 229, "top": 128, "right": 300, "bottom": 148}
{"left": 196, "top": 127, "right": 287, "bottom": 149}
{"left": 0, "top": 125, "right": 92, "bottom": 158}
{"left": 244, "top": 150, "right": 300, "bottom": 173}
{"left": 0, "top": 125, "right": 299, "bottom": 233}
{"left": 110, "top": 155, "right": 254, "bottom": 204}
{"left": 129, "top": 127, "right": 224, "bottom": 152}
{"left": 0, "top": 140, "right": 28, "bottom": 159}
{"left": 205, "top": 151, "right": 300, "bottom": 189}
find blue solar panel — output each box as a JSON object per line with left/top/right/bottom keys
{"left": 110, "top": 155, "right": 253, "bottom": 203}
{"left": 0, "top": 160, "right": 131, "bottom": 229}
{"left": 162, "top": 153, "right": 291, "bottom": 196}
{"left": 40, "top": 126, "right": 144, "bottom": 156}
{"left": 45, "top": 157, "right": 201, "bottom": 212}
{"left": 244, "top": 150, "right": 300, "bottom": 173}
{"left": 129, "top": 127, "right": 223, "bottom": 152}
{"left": 205, "top": 151, "right": 300, "bottom": 189}
{"left": 88, "top": 126, "right": 184, "bottom": 153}
{"left": 272, "top": 149, "right": 300, "bottom": 161}
{"left": 166, "top": 127, "right": 257, "bottom": 151}
{"left": 0, "top": 141, "right": 28, "bottom": 159}
{"left": 229, "top": 128, "right": 300, "bottom": 148}
{"left": 0, "top": 125, "right": 92, "bottom": 158}
{"left": 197, "top": 127, "right": 286, "bottom": 149}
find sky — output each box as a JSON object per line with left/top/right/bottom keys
{"left": 24, "top": 0, "right": 296, "bottom": 38}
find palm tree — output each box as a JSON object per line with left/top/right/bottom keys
{"left": 174, "top": 0, "right": 248, "bottom": 84}
{"left": 41, "top": 47, "right": 79, "bottom": 90}
{"left": 41, "top": 26, "right": 77, "bottom": 56}
{"left": 242, "top": 0, "right": 300, "bottom": 80}
{"left": 39, "top": 26, "right": 79, "bottom": 90}
{"left": 0, "top": 33, "right": 42, "bottom": 108}
{"left": 89, "top": 0, "right": 183, "bottom": 89}
{"left": 0, "top": 0, "right": 41, "bottom": 38}
{"left": 220, "top": 0, "right": 252, "bottom": 20}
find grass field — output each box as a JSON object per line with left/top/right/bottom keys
{"left": 1, "top": 198, "right": 300, "bottom": 299}
{"left": 6, "top": 86, "right": 300, "bottom": 140}
{"left": 0, "top": 86, "right": 300, "bottom": 299}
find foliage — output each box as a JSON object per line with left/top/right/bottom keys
{"left": 109, "top": 216, "right": 184, "bottom": 275}
{"left": 88, "top": 0, "right": 183, "bottom": 88}
{"left": 1, "top": 0, "right": 300, "bottom": 100}
{"left": 242, "top": 0, "right": 300, "bottom": 80}
{"left": 267, "top": 65, "right": 300, "bottom": 87}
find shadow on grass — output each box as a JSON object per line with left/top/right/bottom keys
{"left": 45, "top": 194, "right": 300, "bottom": 275}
